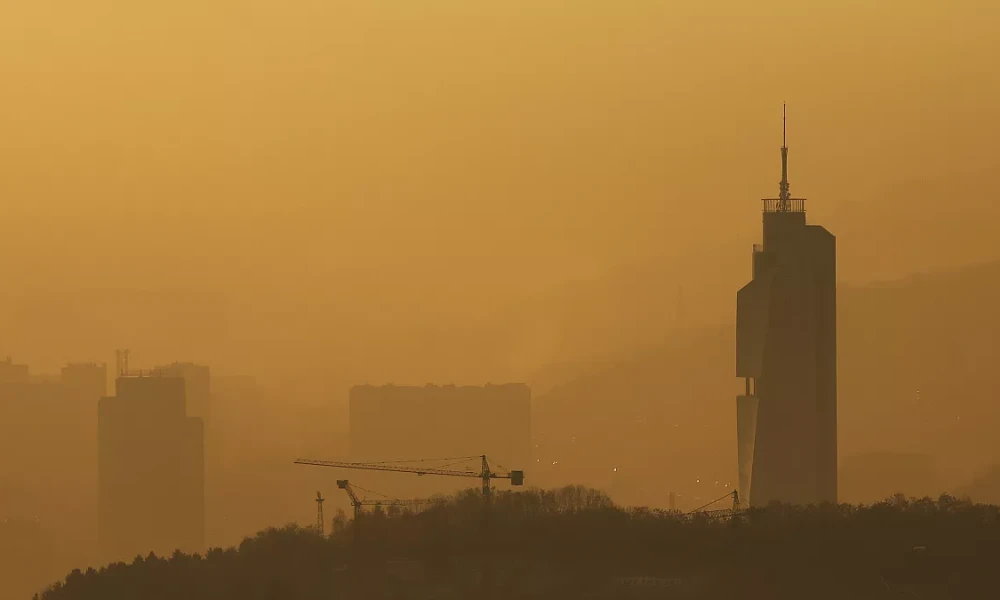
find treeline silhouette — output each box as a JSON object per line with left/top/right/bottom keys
{"left": 36, "top": 487, "right": 1000, "bottom": 599}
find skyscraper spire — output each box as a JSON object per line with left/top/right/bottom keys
{"left": 779, "top": 103, "right": 790, "bottom": 209}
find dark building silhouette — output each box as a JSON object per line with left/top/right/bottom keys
{"left": 349, "top": 383, "right": 532, "bottom": 494}
{"left": 736, "top": 108, "right": 837, "bottom": 506}
{"left": 98, "top": 375, "right": 204, "bottom": 563}
{"left": 152, "top": 361, "right": 236, "bottom": 548}
{"left": 0, "top": 360, "right": 107, "bottom": 568}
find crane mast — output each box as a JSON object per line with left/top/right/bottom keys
{"left": 315, "top": 491, "right": 325, "bottom": 534}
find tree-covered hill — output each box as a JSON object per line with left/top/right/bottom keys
{"left": 36, "top": 487, "right": 1000, "bottom": 600}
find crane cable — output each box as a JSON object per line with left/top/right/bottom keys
{"left": 348, "top": 482, "right": 447, "bottom": 505}
{"left": 351, "top": 455, "right": 481, "bottom": 466}
{"left": 349, "top": 483, "right": 392, "bottom": 501}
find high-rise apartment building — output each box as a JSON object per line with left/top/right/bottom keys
{"left": 98, "top": 375, "right": 204, "bottom": 562}
{"left": 0, "top": 360, "right": 107, "bottom": 567}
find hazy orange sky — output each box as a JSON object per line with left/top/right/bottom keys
{"left": 1, "top": 1, "right": 997, "bottom": 376}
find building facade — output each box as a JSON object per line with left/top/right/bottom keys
{"left": 736, "top": 110, "right": 837, "bottom": 506}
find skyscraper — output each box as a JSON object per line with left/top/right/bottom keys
{"left": 736, "top": 107, "right": 837, "bottom": 506}
{"left": 98, "top": 375, "right": 204, "bottom": 562}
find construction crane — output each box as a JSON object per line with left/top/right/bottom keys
{"left": 315, "top": 491, "right": 325, "bottom": 534}
{"left": 294, "top": 454, "right": 524, "bottom": 498}
{"left": 686, "top": 489, "right": 744, "bottom": 521}
{"left": 336, "top": 479, "right": 446, "bottom": 519}
{"left": 297, "top": 455, "right": 523, "bottom": 592}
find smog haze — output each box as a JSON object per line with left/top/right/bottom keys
{"left": 2, "top": 2, "right": 1000, "bottom": 598}
{"left": 2, "top": 1, "right": 997, "bottom": 377}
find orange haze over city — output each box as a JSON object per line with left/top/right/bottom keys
{"left": 1, "top": 2, "right": 999, "bottom": 597}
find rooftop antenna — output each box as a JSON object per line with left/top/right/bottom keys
{"left": 115, "top": 349, "right": 130, "bottom": 377}
{"left": 779, "top": 103, "right": 790, "bottom": 210}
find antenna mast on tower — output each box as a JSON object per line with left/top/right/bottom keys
{"left": 115, "top": 349, "right": 130, "bottom": 377}
{"left": 761, "top": 104, "right": 806, "bottom": 215}
{"left": 779, "top": 103, "right": 791, "bottom": 210}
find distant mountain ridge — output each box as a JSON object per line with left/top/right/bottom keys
{"left": 528, "top": 260, "right": 1000, "bottom": 507}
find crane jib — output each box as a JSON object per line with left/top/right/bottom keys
{"left": 294, "top": 458, "right": 523, "bottom": 486}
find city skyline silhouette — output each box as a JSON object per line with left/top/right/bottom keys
{"left": 2, "top": 2, "right": 999, "bottom": 598}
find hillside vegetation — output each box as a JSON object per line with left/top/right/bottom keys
{"left": 36, "top": 487, "right": 1000, "bottom": 600}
